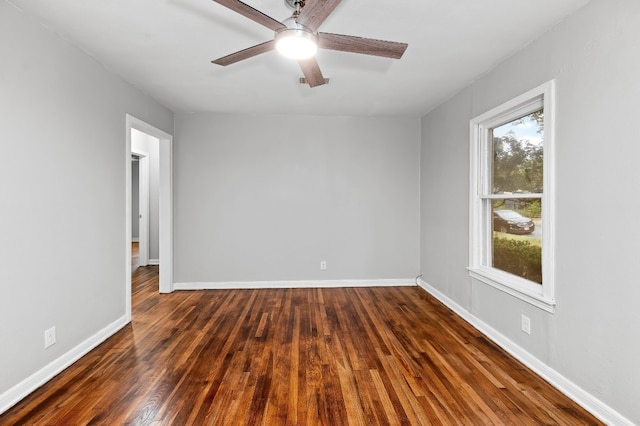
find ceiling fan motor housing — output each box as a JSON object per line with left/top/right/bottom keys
{"left": 284, "top": 0, "right": 305, "bottom": 11}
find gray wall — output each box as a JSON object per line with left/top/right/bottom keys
{"left": 0, "top": 1, "right": 173, "bottom": 397}
{"left": 174, "top": 113, "right": 420, "bottom": 284}
{"left": 131, "top": 129, "right": 160, "bottom": 260}
{"left": 420, "top": 0, "right": 640, "bottom": 422}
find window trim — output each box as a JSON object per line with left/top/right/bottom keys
{"left": 469, "top": 81, "right": 556, "bottom": 313}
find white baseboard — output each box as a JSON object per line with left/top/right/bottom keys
{"left": 175, "top": 278, "right": 415, "bottom": 290}
{"left": 416, "top": 278, "right": 634, "bottom": 426}
{"left": 148, "top": 259, "right": 160, "bottom": 266}
{"left": 131, "top": 238, "right": 139, "bottom": 243}
{"left": 0, "top": 315, "right": 129, "bottom": 415}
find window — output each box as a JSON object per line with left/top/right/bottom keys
{"left": 469, "top": 81, "right": 555, "bottom": 312}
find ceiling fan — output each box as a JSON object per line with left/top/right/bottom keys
{"left": 210, "top": 0, "right": 408, "bottom": 87}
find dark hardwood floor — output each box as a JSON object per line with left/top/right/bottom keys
{"left": 0, "top": 260, "right": 602, "bottom": 424}
{"left": 132, "top": 241, "right": 139, "bottom": 270}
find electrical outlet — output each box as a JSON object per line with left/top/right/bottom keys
{"left": 320, "top": 261, "right": 327, "bottom": 270}
{"left": 44, "top": 326, "right": 56, "bottom": 349}
{"left": 521, "top": 315, "right": 531, "bottom": 335}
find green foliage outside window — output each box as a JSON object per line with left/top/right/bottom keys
{"left": 518, "top": 199, "right": 541, "bottom": 219}
{"left": 492, "top": 110, "right": 544, "bottom": 195}
{"left": 493, "top": 237, "right": 542, "bottom": 284}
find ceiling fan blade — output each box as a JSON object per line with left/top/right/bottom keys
{"left": 296, "top": 0, "right": 342, "bottom": 32}
{"left": 212, "top": 40, "right": 275, "bottom": 66}
{"left": 318, "top": 32, "right": 408, "bottom": 59}
{"left": 211, "top": 0, "right": 285, "bottom": 31}
{"left": 298, "top": 57, "right": 327, "bottom": 87}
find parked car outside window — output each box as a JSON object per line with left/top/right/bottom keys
{"left": 493, "top": 209, "right": 535, "bottom": 234}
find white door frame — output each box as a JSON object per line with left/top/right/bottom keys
{"left": 132, "top": 151, "right": 150, "bottom": 267}
{"left": 125, "top": 114, "right": 174, "bottom": 321}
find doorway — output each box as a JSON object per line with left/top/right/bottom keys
{"left": 125, "top": 114, "right": 173, "bottom": 321}
{"left": 131, "top": 146, "right": 150, "bottom": 268}
{"left": 131, "top": 154, "right": 141, "bottom": 271}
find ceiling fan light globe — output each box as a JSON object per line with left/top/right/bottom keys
{"left": 275, "top": 28, "right": 318, "bottom": 60}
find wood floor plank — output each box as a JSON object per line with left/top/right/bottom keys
{"left": 0, "top": 265, "right": 604, "bottom": 425}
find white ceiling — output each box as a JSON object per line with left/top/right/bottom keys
{"left": 8, "top": 0, "right": 590, "bottom": 116}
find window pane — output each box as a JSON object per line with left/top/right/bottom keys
{"left": 491, "top": 110, "right": 543, "bottom": 195}
{"left": 492, "top": 199, "right": 542, "bottom": 284}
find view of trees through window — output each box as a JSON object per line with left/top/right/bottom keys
{"left": 490, "top": 110, "right": 544, "bottom": 284}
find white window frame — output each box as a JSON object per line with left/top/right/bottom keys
{"left": 469, "top": 80, "right": 556, "bottom": 313}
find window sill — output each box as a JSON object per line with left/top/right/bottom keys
{"left": 468, "top": 267, "right": 556, "bottom": 313}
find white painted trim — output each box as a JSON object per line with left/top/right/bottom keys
{"left": 132, "top": 150, "right": 149, "bottom": 267}
{"left": 157, "top": 131, "right": 173, "bottom": 294}
{"left": 416, "top": 278, "right": 634, "bottom": 426}
{"left": 125, "top": 114, "right": 174, "bottom": 319}
{"left": 175, "top": 278, "right": 415, "bottom": 290}
{"left": 468, "top": 80, "right": 556, "bottom": 312}
{"left": 148, "top": 259, "right": 160, "bottom": 266}
{"left": 541, "top": 80, "right": 556, "bottom": 304}
{"left": 131, "top": 238, "right": 140, "bottom": 243}
{"left": 469, "top": 268, "right": 555, "bottom": 313}
{"left": 125, "top": 119, "right": 132, "bottom": 321}
{"left": 0, "top": 315, "right": 129, "bottom": 415}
